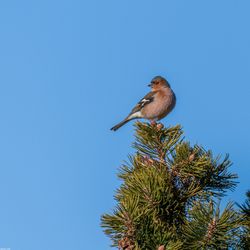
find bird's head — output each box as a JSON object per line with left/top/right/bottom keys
{"left": 148, "top": 76, "right": 170, "bottom": 91}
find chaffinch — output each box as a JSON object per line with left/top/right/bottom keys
{"left": 111, "top": 76, "right": 176, "bottom": 131}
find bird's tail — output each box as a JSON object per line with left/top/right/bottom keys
{"left": 110, "top": 118, "right": 131, "bottom": 131}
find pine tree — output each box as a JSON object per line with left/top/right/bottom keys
{"left": 101, "top": 122, "right": 243, "bottom": 249}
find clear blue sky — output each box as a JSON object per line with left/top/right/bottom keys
{"left": 0, "top": 1, "right": 249, "bottom": 249}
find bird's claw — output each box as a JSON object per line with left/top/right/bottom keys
{"left": 150, "top": 120, "right": 157, "bottom": 126}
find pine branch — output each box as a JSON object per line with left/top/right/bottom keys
{"left": 133, "top": 122, "right": 183, "bottom": 163}
{"left": 182, "top": 201, "right": 241, "bottom": 249}
{"left": 237, "top": 190, "right": 250, "bottom": 249}
{"left": 169, "top": 143, "right": 238, "bottom": 198}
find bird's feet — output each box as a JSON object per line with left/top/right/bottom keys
{"left": 150, "top": 120, "right": 164, "bottom": 131}
{"left": 150, "top": 120, "right": 157, "bottom": 126}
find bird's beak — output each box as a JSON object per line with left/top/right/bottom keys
{"left": 148, "top": 83, "right": 152, "bottom": 87}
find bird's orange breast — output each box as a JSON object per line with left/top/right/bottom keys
{"left": 141, "top": 88, "right": 175, "bottom": 121}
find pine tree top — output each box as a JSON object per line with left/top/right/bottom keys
{"left": 102, "top": 122, "right": 243, "bottom": 250}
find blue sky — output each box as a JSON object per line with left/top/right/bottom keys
{"left": 0, "top": 1, "right": 249, "bottom": 249}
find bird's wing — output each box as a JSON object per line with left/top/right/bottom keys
{"left": 129, "top": 91, "right": 155, "bottom": 115}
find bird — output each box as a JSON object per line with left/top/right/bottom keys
{"left": 111, "top": 76, "right": 176, "bottom": 131}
